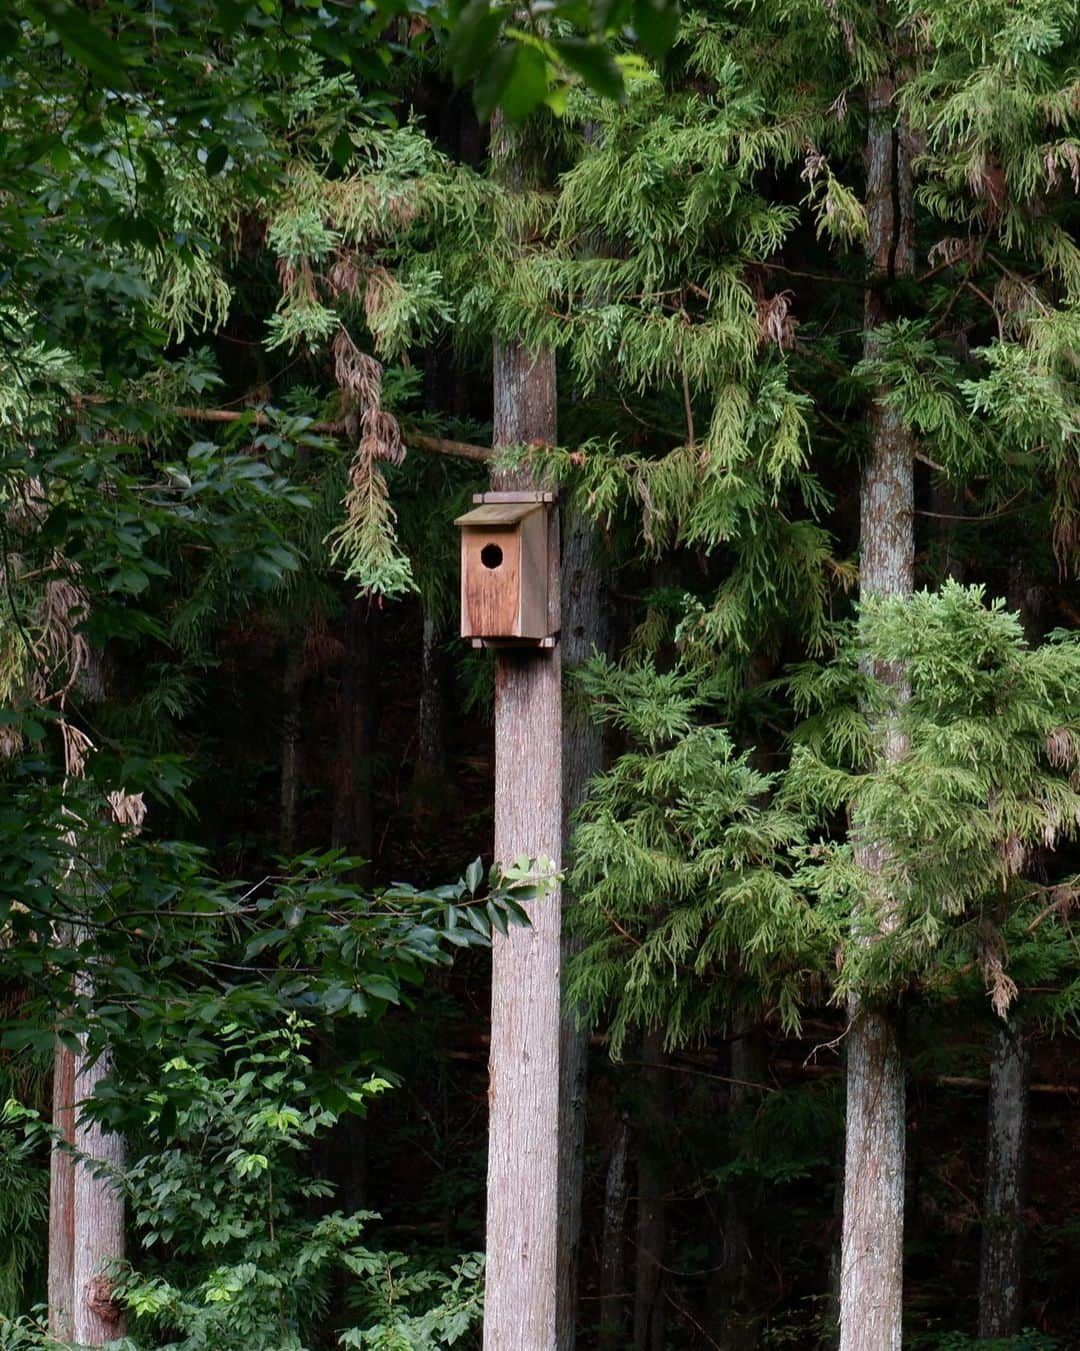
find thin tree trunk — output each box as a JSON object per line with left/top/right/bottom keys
{"left": 839, "top": 65, "right": 915, "bottom": 1351}
{"left": 48, "top": 1036, "right": 76, "bottom": 1341}
{"left": 557, "top": 502, "right": 608, "bottom": 1351}
{"left": 929, "top": 480, "right": 964, "bottom": 585}
{"left": 598, "top": 1110, "right": 631, "bottom": 1350}
{"left": 633, "top": 1029, "right": 669, "bottom": 1351}
{"left": 414, "top": 609, "right": 448, "bottom": 809}
{"left": 279, "top": 637, "right": 303, "bottom": 855}
{"left": 483, "top": 112, "right": 563, "bottom": 1351}
{"left": 71, "top": 1042, "right": 126, "bottom": 1344}
{"left": 332, "top": 598, "right": 376, "bottom": 861}
{"left": 978, "top": 1015, "right": 1030, "bottom": 1339}
{"left": 709, "top": 1022, "right": 764, "bottom": 1349}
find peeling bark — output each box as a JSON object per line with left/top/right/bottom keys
{"left": 840, "top": 1004, "right": 905, "bottom": 1351}
{"left": 978, "top": 1015, "right": 1030, "bottom": 1339}
{"left": 48, "top": 1036, "right": 75, "bottom": 1341}
{"left": 840, "top": 64, "right": 915, "bottom": 1351}
{"left": 483, "top": 111, "right": 563, "bottom": 1348}
{"left": 72, "top": 1043, "right": 126, "bottom": 1345}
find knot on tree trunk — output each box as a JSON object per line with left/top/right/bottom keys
{"left": 86, "top": 1274, "right": 123, "bottom": 1324}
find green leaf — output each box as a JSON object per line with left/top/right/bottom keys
{"left": 30, "top": 1, "right": 128, "bottom": 78}
{"left": 551, "top": 37, "right": 624, "bottom": 100}
{"left": 108, "top": 567, "right": 150, "bottom": 594}
{"left": 499, "top": 43, "right": 550, "bottom": 122}
{"left": 465, "top": 857, "right": 483, "bottom": 895}
{"left": 631, "top": 0, "right": 680, "bottom": 57}
{"left": 331, "top": 129, "right": 355, "bottom": 168}
{"left": 446, "top": 0, "right": 508, "bottom": 86}
{"left": 204, "top": 144, "right": 229, "bottom": 177}
{"left": 473, "top": 42, "right": 517, "bottom": 122}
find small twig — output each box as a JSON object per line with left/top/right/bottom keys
{"left": 621, "top": 1059, "right": 775, "bottom": 1094}
{"left": 915, "top": 490, "right": 1024, "bottom": 523}
{"left": 803, "top": 1022, "right": 850, "bottom": 1065}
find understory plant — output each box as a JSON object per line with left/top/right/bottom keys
{"left": 114, "top": 1017, "right": 483, "bottom": 1351}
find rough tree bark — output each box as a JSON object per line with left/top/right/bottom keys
{"left": 48, "top": 1037, "right": 75, "bottom": 1340}
{"left": 483, "top": 336, "right": 562, "bottom": 1350}
{"left": 598, "top": 1109, "right": 631, "bottom": 1350}
{"left": 71, "top": 1042, "right": 126, "bottom": 1344}
{"left": 483, "top": 113, "right": 563, "bottom": 1351}
{"left": 556, "top": 502, "right": 608, "bottom": 1351}
{"left": 839, "top": 65, "right": 915, "bottom": 1351}
{"left": 978, "top": 1014, "right": 1031, "bottom": 1339}
{"left": 633, "top": 1029, "right": 669, "bottom": 1351}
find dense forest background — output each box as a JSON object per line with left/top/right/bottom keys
{"left": 1, "top": 0, "right": 1080, "bottom": 1348}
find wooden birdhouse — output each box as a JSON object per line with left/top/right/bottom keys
{"left": 455, "top": 491, "right": 559, "bottom": 646}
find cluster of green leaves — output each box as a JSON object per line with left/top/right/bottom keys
{"left": 0, "top": 1020, "right": 485, "bottom": 1350}
{"left": 0, "top": 747, "right": 539, "bottom": 1059}
{"left": 114, "top": 1018, "right": 482, "bottom": 1351}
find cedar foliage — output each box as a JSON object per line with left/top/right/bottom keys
{"left": 2, "top": 0, "right": 1080, "bottom": 1345}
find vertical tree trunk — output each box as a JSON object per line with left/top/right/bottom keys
{"left": 839, "top": 66, "right": 915, "bottom": 1351}
{"left": 483, "top": 109, "right": 563, "bottom": 1350}
{"left": 929, "top": 480, "right": 964, "bottom": 585}
{"left": 279, "top": 637, "right": 303, "bottom": 855}
{"left": 709, "top": 1022, "right": 765, "bottom": 1350}
{"left": 48, "top": 1036, "right": 75, "bottom": 1341}
{"left": 598, "top": 1110, "right": 631, "bottom": 1350}
{"left": 978, "top": 1015, "right": 1030, "bottom": 1339}
{"left": 633, "top": 1029, "right": 669, "bottom": 1351}
{"left": 557, "top": 503, "right": 608, "bottom": 1351}
{"left": 71, "top": 1043, "right": 126, "bottom": 1344}
{"left": 415, "top": 609, "right": 448, "bottom": 800}
{"left": 332, "top": 598, "right": 376, "bottom": 862}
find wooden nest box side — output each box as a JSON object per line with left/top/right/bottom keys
{"left": 455, "top": 492, "right": 559, "bottom": 646}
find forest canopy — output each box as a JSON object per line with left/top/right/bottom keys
{"left": 1, "top": 0, "right": 1080, "bottom": 1348}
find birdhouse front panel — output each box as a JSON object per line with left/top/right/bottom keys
{"left": 455, "top": 500, "right": 552, "bottom": 642}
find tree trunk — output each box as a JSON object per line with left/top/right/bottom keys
{"left": 556, "top": 502, "right": 608, "bottom": 1351}
{"left": 839, "top": 66, "right": 915, "bottom": 1351}
{"left": 633, "top": 1030, "right": 669, "bottom": 1351}
{"left": 71, "top": 1043, "right": 126, "bottom": 1344}
{"left": 48, "top": 1036, "right": 76, "bottom": 1341}
{"left": 279, "top": 636, "right": 303, "bottom": 855}
{"left": 598, "top": 1109, "right": 631, "bottom": 1350}
{"left": 417, "top": 611, "right": 446, "bottom": 784}
{"left": 978, "top": 1014, "right": 1030, "bottom": 1339}
{"left": 483, "top": 109, "right": 563, "bottom": 1348}
{"left": 332, "top": 598, "right": 376, "bottom": 862}
{"left": 709, "top": 1022, "right": 765, "bottom": 1349}
{"left": 839, "top": 1005, "right": 905, "bottom": 1351}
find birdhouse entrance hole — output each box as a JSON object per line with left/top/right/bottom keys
{"left": 481, "top": 543, "right": 504, "bottom": 569}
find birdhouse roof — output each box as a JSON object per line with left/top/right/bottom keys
{"left": 454, "top": 502, "right": 544, "bottom": 527}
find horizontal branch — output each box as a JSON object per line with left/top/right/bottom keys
{"left": 70, "top": 396, "right": 492, "bottom": 464}
{"left": 172, "top": 405, "right": 491, "bottom": 463}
